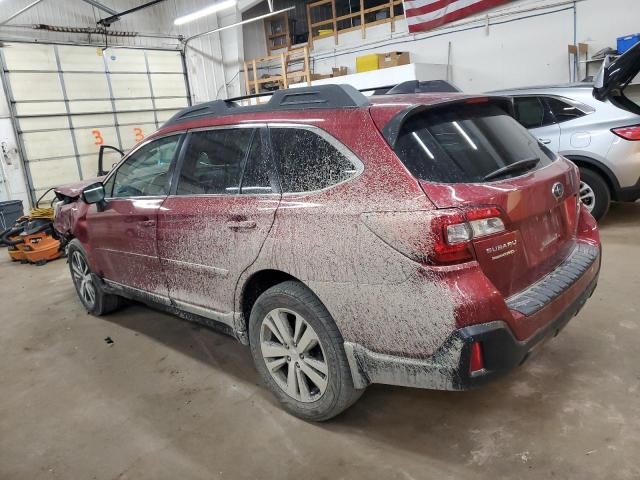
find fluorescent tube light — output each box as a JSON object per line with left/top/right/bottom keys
{"left": 174, "top": 0, "right": 237, "bottom": 25}
{"left": 185, "top": 6, "right": 295, "bottom": 44}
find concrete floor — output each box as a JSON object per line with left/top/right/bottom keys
{"left": 1, "top": 203, "right": 639, "bottom": 480}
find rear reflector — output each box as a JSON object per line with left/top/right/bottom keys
{"left": 469, "top": 341, "right": 484, "bottom": 373}
{"left": 611, "top": 125, "right": 640, "bottom": 141}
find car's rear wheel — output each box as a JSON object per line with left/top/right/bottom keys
{"left": 248, "top": 280, "right": 363, "bottom": 421}
{"left": 578, "top": 168, "right": 610, "bottom": 221}
{"left": 68, "top": 240, "right": 121, "bottom": 316}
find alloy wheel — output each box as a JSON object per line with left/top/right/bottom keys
{"left": 259, "top": 308, "right": 329, "bottom": 403}
{"left": 71, "top": 251, "right": 96, "bottom": 308}
{"left": 579, "top": 180, "right": 596, "bottom": 212}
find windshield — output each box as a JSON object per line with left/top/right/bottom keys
{"left": 393, "top": 103, "right": 555, "bottom": 183}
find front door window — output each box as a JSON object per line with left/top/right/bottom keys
{"left": 104, "top": 135, "right": 181, "bottom": 198}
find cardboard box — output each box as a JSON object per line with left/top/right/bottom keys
{"left": 378, "top": 51, "right": 410, "bottom": 69}
{"left": 356, "top": 52, "right": 411, "bottom": 73}
{"left": 332, "top": 66, "right": 348, "bottom": 77}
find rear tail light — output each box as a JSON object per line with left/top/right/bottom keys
{"left": 360, "top": 206, "right": 506, "bottom": 266}
{"left": 432, "top": 207, "right": 506, "bottom": 265}
{"left": 611, "top": 124, "right": 640, "bottom": 141}
{"left": 469, "top": 341, "right": 485, "bottom": 373}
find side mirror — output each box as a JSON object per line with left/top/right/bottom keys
{"left": 82, "top": 182, "right": 107, "bottom": 212}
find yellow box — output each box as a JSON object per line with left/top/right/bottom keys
{"left": 356, "top": 54, "right": 380, "bottom": 73}
{"left": 318, "top": 29, "right": 333, "bottom": 37}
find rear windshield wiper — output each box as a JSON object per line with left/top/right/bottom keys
{"left": 482, "top": 157, "right": 541, "bottom": 181}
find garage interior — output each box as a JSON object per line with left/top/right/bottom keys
{"left": 1, "top": 0, "right": 639, "bottom": 479}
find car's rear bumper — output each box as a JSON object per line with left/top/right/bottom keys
{"left": 344, "top": 243, "right": 600, "bottom": 390}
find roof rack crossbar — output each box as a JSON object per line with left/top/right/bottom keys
{"left": 163, "top": 84, "right": 369, "bottom": 127}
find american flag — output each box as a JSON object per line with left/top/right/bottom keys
{"left": 403, "top": 0, "right": 513, "bottom": 33}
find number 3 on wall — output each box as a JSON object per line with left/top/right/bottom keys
{"left": 92, "top": 129, "right": 104, "bottom": 146}
{"left": 134, "top": 127, "right": 144, "bottom": 142}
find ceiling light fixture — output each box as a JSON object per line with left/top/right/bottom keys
{"left": 185, "top": 6, "right": 295, "bottom": 44}
{"left": 174, "top": 0, "right": 237, "bottom": 26}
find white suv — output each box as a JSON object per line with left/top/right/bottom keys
{"left": 492, "top": 45, "right": 640, "bottom": 220}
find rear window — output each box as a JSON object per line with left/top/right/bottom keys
{"left": 393, "top": 103, "right": 555, "bottom": 184}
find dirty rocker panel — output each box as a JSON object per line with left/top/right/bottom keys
{"left": 102, "top": 278, "right": 240, "bottom": 336}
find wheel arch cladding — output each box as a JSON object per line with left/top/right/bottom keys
{"left": 566, "top": 155, "right": 619, "bottom": 199}
{"left": 239, "top": 269, "right": 304, "bottom": 334}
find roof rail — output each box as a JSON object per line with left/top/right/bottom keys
{"left": 163, "top": 84, "right": 369, "bottom": 127}
{"left": 385, "top": 80, "right": 461, "bottom": 95}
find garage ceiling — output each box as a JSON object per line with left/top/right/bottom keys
{"left": 0, "top": 42, "right": 189, "bottom": 200}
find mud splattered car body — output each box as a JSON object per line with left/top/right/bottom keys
{"left": 54, "top": 85, "right": 601, "bottom": 419}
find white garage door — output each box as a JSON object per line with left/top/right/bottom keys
{"left": 0, "top": 42, "right": 189, "bottom": 201}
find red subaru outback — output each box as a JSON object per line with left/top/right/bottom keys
{"left": 54, "top": 85, "right": 601, "bottom": 421}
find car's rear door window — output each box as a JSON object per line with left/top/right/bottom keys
{"left": 543, "top": 96, "right": 588, "bottom": 123}
{"left": 394, "top": 103, "right": 555, "bottom": 184}
{"left": 513, "top": 96, "right": 555, "bottom": 128}
{"left": 269, "top": 127, "right": 359, "bottom": 193}
{"left": 175, "top": 128, "right": 254, "bottom": 195}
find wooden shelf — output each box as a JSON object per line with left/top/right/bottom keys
{"left": 307, "top": 0, "right": 403, "bottom": 49}
{"left": 244, "top": 46, "right": 312, "bottom": 96}
{"left": 264, "top": 11, "right": 291, "bottom": 55}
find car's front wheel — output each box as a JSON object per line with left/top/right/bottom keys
{"left": 68, "top": 240, "right": 121, "bottom": 316}
{"left": 578, "top": 167, "right": 610, "bottom": 221}
{"left": 248, "top": 280, "right": 363, "bottom": 421}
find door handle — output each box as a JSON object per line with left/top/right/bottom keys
{"left": 538, "top": 138, "right": 552, "bottom": 145}
{"left": 139, "top": 219, "right": 156, "bottom": 227}
{"left": 226, "top": 220, "right": 257, "bottom": 230}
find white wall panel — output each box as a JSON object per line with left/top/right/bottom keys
{"left": 114, "top": 98, "right": 154, "bottom": 111}
{"left": 2, "top": 43, "right": 56, "bottom": 70}
{"left": 63, "top": 73, "right": 110, "bottom": 99}
{"left": 117, "top": 111, "right": 156, "bottom": 125}
{"left": 15, "top": 102, "right": 67, "bottom": 116}
{"left": 105, "top": 49, "right": 147, "bottom": 72}
{"left": 109, "top": 74, "right": 151, "bottom": 97}
{"left": 74, "top": 127, "right": 119, "bottom": 155}
{"left": 151, "top": 73, "right": 187, "bottom": 97}
{"left": 18, "top": 116, "right": 69, "bottom": 131}
{"left": 29, "top": 157, "right": 80, "bottom": 189}
{"left": 155, "top": 98, "right": 189, "bottom": 109}
{"left": 147, "top": 51, "right": 184, "bottom": 72}
{"left": 118, "top": 124, "right": 156, "bottom": 150}
{"left": 8, "top": 73, "right": 63, "bottom": 100}
{"left": 70, "top": 113, "right": 115, "bottom": 128}
{"left": 58, "top": 46, "right": 105, "bottom": 71}
{"left": 68, "top": 100, "right": 113, "bottom": 114}
{"left": 22, "top": 131, "right": 75, "bottom": 160}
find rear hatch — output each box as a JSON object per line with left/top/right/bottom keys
{"left": 593, "top": 41, "right": 640, "bottom": 115}
{"left": 384, "top": 98, "right": 580, "bottom": 297}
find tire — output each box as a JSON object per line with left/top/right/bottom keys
{"left": 67, "top": 240, "right": 121, "bottom": 316}
{"left": 248, "top": 280, "right": 363, "bottom": 421}
{"left": 578, "top": 167, "right": 610, "bottom": 221}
